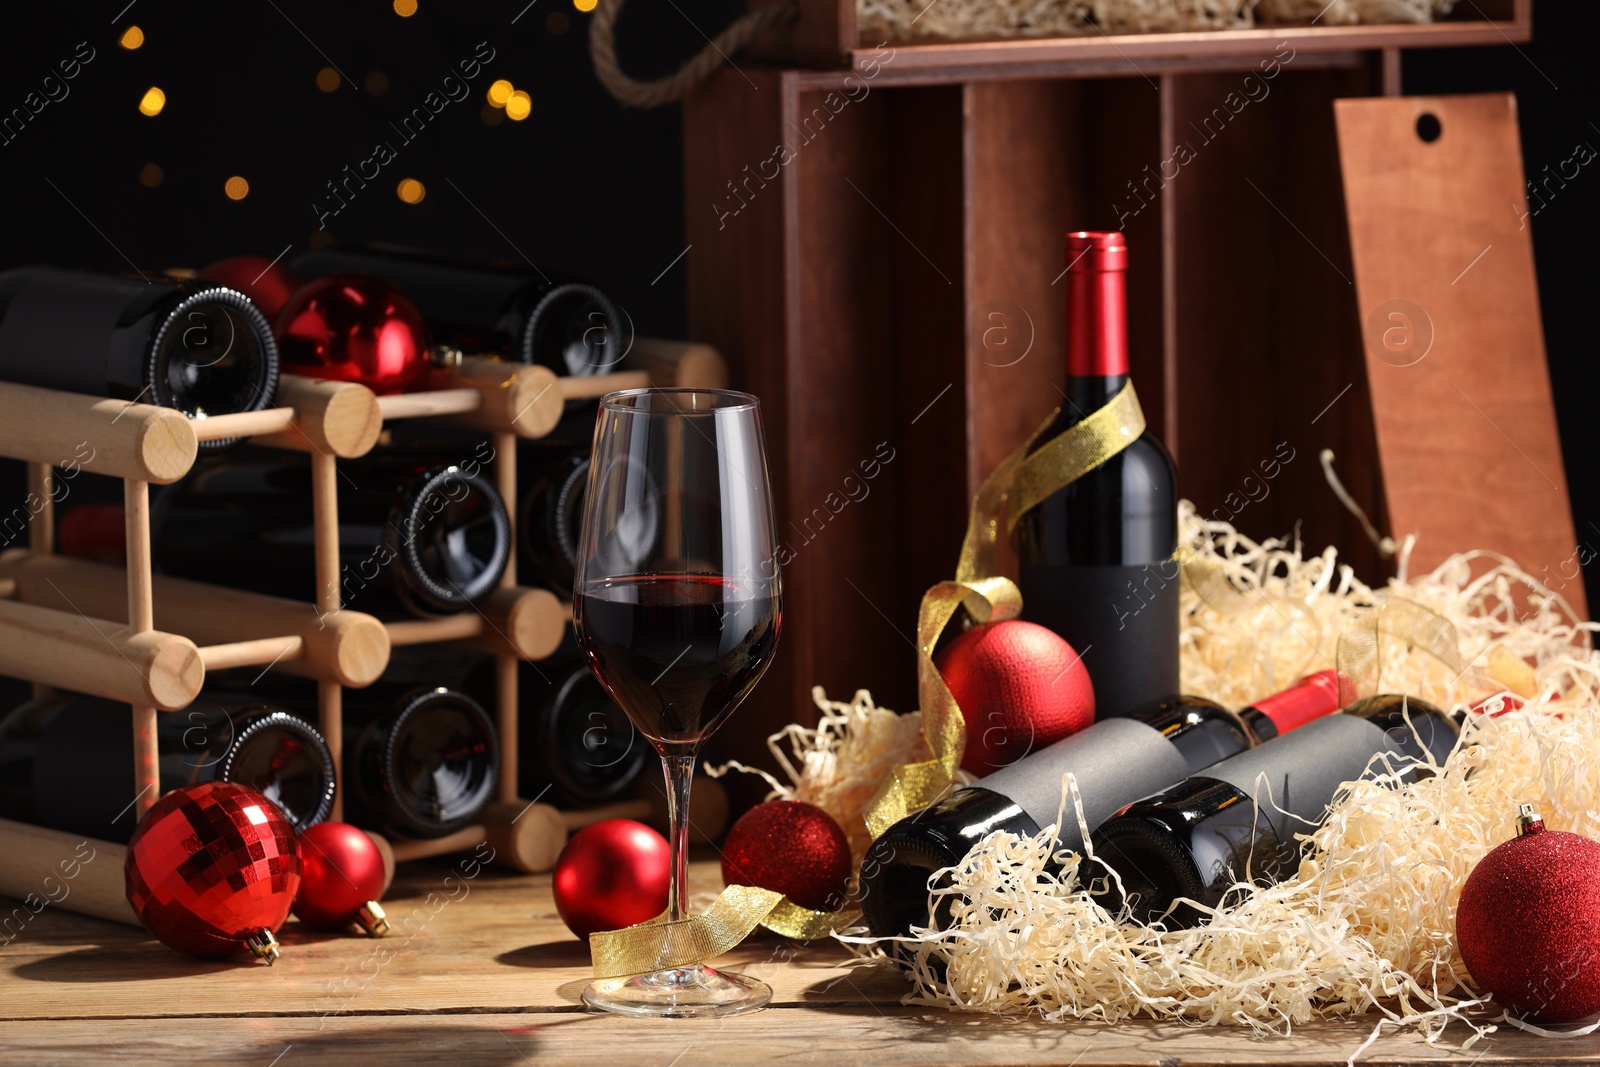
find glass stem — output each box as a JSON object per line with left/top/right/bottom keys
{"left": 662, "top": 752, "right": 696, "bottom": 924}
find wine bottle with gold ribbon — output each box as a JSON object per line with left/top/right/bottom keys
{"left": 1011, "top": 231, "right": 1178, "bottom": 720}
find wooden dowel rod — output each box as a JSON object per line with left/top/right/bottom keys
{"left": 0, "top": 599, "right": 201, "bottom": 709}
{"left": 0, "top": 554, "right": 390, "bottom": 688}
{"left": 494, "top": 432, "right": 517, "bottom": 588}
{"left": 198, "top": 635, "right": 307, "bottom": 671}
{"left": 496, "top": 654, "right": 517, "bottom": 804}
{"left": 387, "top": 825, "right": 487, "bottom": 863}
{"left": 455, "top": 586, "right": 566, "bottom": 661}
{"left": 375, "top": 389, "right": 480, "bottom": 420}
{"left": 190, "top": 406, "right": 295, "bottom": 442}
{"left": 28, "top": 465, "right": 53, "bottom": 703}
{"left": 558, "top": 369, "right": 650, "bottom": 401}
{"left": 384, "top": 615, "right": 483, "bottom": 646}
{"left": 0, "top": 821, "right": 137, "bottom": 927}
{"left": 625, "top": 337, "right": 729, "bottom": 390}
{"left": 27, "top": 464, "right": 53, "bottom": 555}
{"left": 0, "top": 578, "right": 14, "bottom": 599}
{"left": 0, "top": 382, "right": 197, "bottom": 483}
{"left": 320, "top": 680, "right": 343, "bottom": 823}
{"left": 254, "top": 376, "right": 382, "bottom": 459}
{"left": 432, "top": 359, "right": 563, "bottom": 439}
{"left": 125, "top": 479, "right": 159, "bottom": 819}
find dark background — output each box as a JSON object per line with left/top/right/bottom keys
{"left": 0, "top": 1, "right": 1593, "bottom": 601}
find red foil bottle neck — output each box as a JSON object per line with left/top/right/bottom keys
{"left": 1064, "top": 231, "right": 1129, "bottom": 378}
{"left": 1249, "top": 669, "right": 1346, "bottom": 735}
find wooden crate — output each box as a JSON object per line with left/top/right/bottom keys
{"left": 683, "top": 2, "right": 1553, "bottom": 748}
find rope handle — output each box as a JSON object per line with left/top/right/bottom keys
{"left": 589, "top": 0, "right": 798, "bottom": 108}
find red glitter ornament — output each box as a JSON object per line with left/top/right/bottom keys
{"left": 275, "top": 273, "right": 433, "bottom": 394}
{"left": 124, "top": 781, "right": 302, "bottom": 963}
{"left": 1457, "top": 804, "right": 1600, "bottom": 1023}
{"left": 935, "top": 619, "right": 1095, "bottom": 775}
{"left": 552, "top": 819, "right": 670, "bottom": 939}
{"left": 199, "top": 255, "right": 303, "bottom": 320}
{"left": 293, "top": 822, "right": 390, "bottom": 936}
{"left": 721, "top": 800, "right": 851, "bottom": 911}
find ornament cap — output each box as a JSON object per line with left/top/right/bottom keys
{"left": 1516, "top": 802, "right": 1545, "bottom": 837}
{"left": 431, "top": 345, "right": 464, "bottom": 368}
{"left": 358, "top": 900, "right": 390, "bottom": 937}
{"left": 244, "top": 928, "right": 281, "bottom": 964}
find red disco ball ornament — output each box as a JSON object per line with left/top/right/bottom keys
{"left": 552, "top": 819, "right": 670, "bottom": 939}
{"left": 935, "top": 619, "right": 1095, "bottom": 775}
{"left": 1456, "top": 804, "right": 1600, "bottom": 1023}
{"left": 275, "top": 273, "right": 432, "bottom": 394}
{"left": 721, "top": 800, "right": 852, "bottom": 911}
{"left": 124, "top": 781, "right": 302, "bottom": 962}
{"left": 199, "top": 255, "right": 302, "bottom": 320}
{"left": 293, "top": 822, "right": 390, "bottom": 935}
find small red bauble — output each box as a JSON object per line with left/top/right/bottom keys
{"left": 124, "top": 781, "right": 302, "bottom": 962}
{"left": 721, "top": 800, "right": 852, "bottom": 911}
{"left": 1456, "top": 805, "right": 1600, "bottom": 1023}
{"left": 293, "top": 822, "right": 390, "bottom": 936}
{"left": 275, "top": 273, "right": 432, "bottom": 394}
{"left": 935, "top": 619, "right": 1095, "bottom": 775}
{"left": 199, "top": 255, "right": 302, "bottom": 320}
{"left": 552, "top": 819, "right": 670, "bottom": 939}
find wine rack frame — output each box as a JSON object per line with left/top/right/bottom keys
{"left": 0, "top": 339, "right": 729, "bottom": 877}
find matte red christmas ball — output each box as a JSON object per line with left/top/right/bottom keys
{"left": 935, "top": 619, "right": 1095, "bottom": 775}
{"left": 721, "top": 800, "right": 852, "bottom": 911}
{"left": 199, "top": 255, "right": 302, "bottom": 320}
{"left": 293, "top": 822, "right": 390, "bottom": 935}
{"left": 552, "top": 819, "right": 670, "bottom": 939}
{"left": 1456, "top": 805, "right": 1600, "bottom": 1022}
{"left": 124, "top": 781, "right": 302, "bottom": 962}
{"left": 275, "top": 273, "right": 432, "bottom": 394}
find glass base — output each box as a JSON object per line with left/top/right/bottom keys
{"left": 582, "top": 965, "right": 772, "bottom": 1018}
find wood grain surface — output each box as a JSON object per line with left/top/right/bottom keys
{"left": 1336, "top": 93, "right": 1586, "bottom": 618}
{"left": 2, "top": 853, "right": 1594, "bottom": 1066}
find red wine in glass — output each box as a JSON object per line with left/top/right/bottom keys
{"left": 576, "top": 575, "right": 779, "bottom": 751}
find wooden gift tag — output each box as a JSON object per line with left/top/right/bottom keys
{"left": 1336, "top": 93, "right": 1585, "bottom": 619}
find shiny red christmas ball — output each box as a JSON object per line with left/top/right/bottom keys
{"left": 552, "top": 819, "right": 670, "bottom": 939}
{"left": 124, "top": 781, "right": 302, "bottom": 962}
{"left": 275, "top": 273, "right": 432, "bottom": 394}
{"left": 1457, "top": 806, "right": 1600, "bottom": 1022}
{"left": 935, "top": 619, "right": 1095, "bottom": 775}
{"left": 293, "top": 822, "right": 390, "bottom": 935}
{"left": 721, "top": 800, "right": 851, "bottom": 911}
{"left": 199, "top": 255, "right": 302, "bottom": 320}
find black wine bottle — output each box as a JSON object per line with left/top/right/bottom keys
{"left": 517, "top": 658, "right": 648, "bottom": 807}
{"left": 0, "top": 692, "right": 335, "bottom": 843}
{"left": 859, "top": 698, "right": 1254, "bottom": 938}
{"left": 292, "top": 245, "right": 623, "bottom": 377}
{"left": 1161, "top": 669, "right": 1346, "bottom": 745}
{"left": 152, "top": 450, "right": 511, "bottom": 617}
{"left": 0, "top": 266, "right": 279, "bottom": 449}
{"left": 337, "top": 683, "right": 500, "bottom": 839}
{"left": 1090, "top": 694, "right": 1458, "bottom": 927}
{"left": 518, "top": 438, "right": 591, "bottom": 598}
{"left": 1011, "top": 232, "right": 1178, "bottom": 720}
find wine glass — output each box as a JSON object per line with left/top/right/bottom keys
{"left": 573, "top": 388, "right": 783, "bottom": 1017}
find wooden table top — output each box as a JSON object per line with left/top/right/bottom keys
{"left": 3, "top": 850, "right": 1596, "bottom": 1066}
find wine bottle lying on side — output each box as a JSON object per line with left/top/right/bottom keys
{"left": 1090, "top": 695, "right": 1458, "bottom": 928}
{"left": 858, "top": 673, "right": 1345, "bottom": 939}
{"left": 293, "top": 245, "right": 624, "bottom": 377}
{"left": 0, "top": 692, "right": 335, "bottom": 843}
{"left": 152, "top": 450, "right": 512, "bottom": 618}
{"left": 0, "top": 266, "right": 280, "bottom": 450}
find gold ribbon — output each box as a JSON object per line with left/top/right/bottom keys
{"left": 1335, "top": 596, "right": 1462, "bottom": 699}
{"left": 587, "top": 383, "right": 1144, "bottom": 978}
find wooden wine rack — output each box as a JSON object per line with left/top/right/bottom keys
{"left": 0, "top": 339, "right": 729, "bottom": 878}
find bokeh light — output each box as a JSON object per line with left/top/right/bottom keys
{"left": 396, "top": 178, "right": 426, "bottom": 204}
{"left": 365, "top": 71, "right": 391, "bottom": 95}
{"left": 393, "top": 0, "right": 418, "bottom": 15}
{"left": 138, "top": 163, "right": 164, "bottom": 188}
{"left": 506, "top": 90, "right": 531, "bottom": 121}
{"left": 224, "top": 176, "right": 250, "bottom": 200}
{"left": 573, "top": 0, "right": 598, "bottom": 11}
{"left": 138, "top": 87, "right": 166, "bottom": 117}
{"left": 486, "top": 79, "right": 513, "bottom": 107}
{"left": 119, "top": 26, "right": 145, "bottom": 50}
{"left": 316, "top": 67, "right": 341, "bottom": 92}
